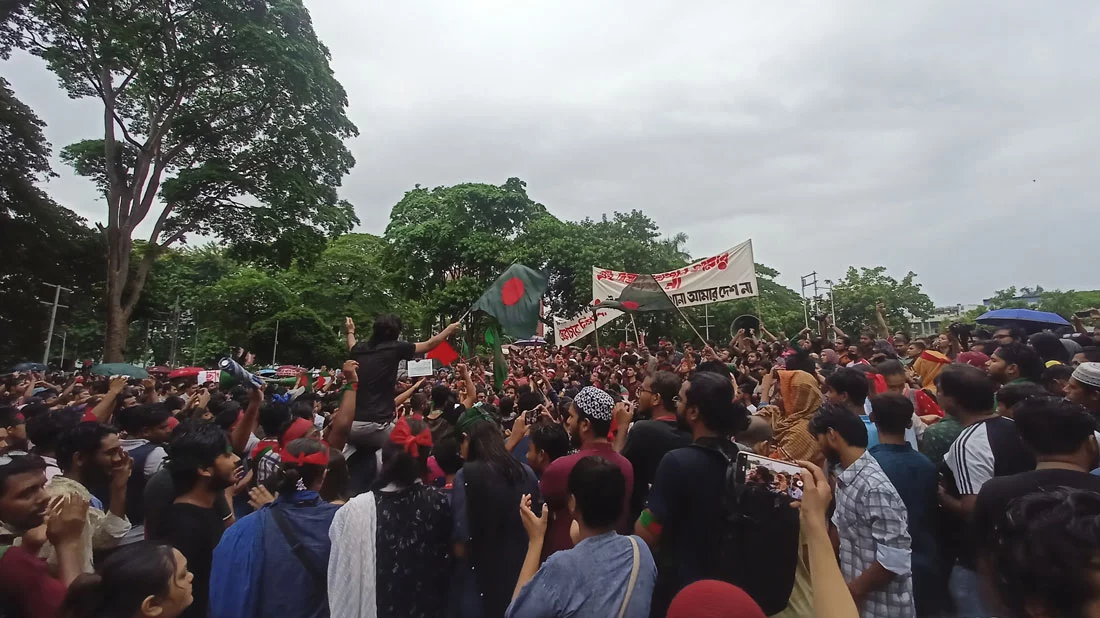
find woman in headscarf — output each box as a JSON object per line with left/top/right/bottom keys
{"left": 911, "top": 350, "right": 950, "bottom": 396}
{"left": 754, "top": 369, "right": 823, "bottom": 466}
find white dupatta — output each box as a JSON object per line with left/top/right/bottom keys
{"left": 327, "top": 491, "right": 378, "bottom": 618}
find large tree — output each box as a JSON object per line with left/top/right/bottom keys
{"left": 1, "top": 0, "right": 358, "bottom": 361}
{"left": 0, "top": 76, "right": 102, "bottom": 366}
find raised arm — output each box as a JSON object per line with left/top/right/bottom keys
{"left": 457, "top": 363, "right": 476, "bottom": 410}
{"left": 394, "top": 378, "right": 425, "bottom": 407}
{"left": 874, "top": 302, "right": 890, "bottom": 339}
{"left": 327, "top": 360, "right": 358, "bottom": 451}
{"left": 88, "top": 377, "right": 128, "bottom": 424}
{"left": 415, "top": 322, "right": 461, "bottom": 354}
{"left": 231, "top": 388, "right": 263, "bottom": 455}
{"left": 345, "top": 316, "right": 357, "bottom": 351}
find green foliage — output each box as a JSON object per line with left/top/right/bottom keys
{"left": 0, "top": 77, "right": 103, "bottom": 367}
{"left": 2, "top": 0, "right": 359, "bottom": 360}
{"left": 831, "top": 267, "right": 934, "bottom": 335}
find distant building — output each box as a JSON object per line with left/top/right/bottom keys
{"left": 908, "top": 304, "right": 981, "bottom": 337}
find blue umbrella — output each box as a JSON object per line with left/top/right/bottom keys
{"left": 975, "top": 308, "right": 1070, "bottom": 332}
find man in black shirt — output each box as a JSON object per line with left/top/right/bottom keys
{"left": 153, "top": 423, "right": 241, "bottom": 618}
{"left": 974, "top": 397, "right": 1100, "bottom": 558}
{"left": 346, "top": 314, "right": 459, "bottom": 448}
{"left": 618, "top": 371, "right": 691, "bottom": 522}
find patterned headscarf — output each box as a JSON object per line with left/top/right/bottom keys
{"left": 761, "top": 370, "right": 822, "bottom": 463}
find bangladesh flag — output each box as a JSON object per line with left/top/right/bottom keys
{"left": 596, "top": 274, "right": 677, "bottom": 312}
{"left": 485, "top": 323, "right": 508, "bottom": 390}
{"left": 472, "top": 264, "right": 549, "bottom": 339}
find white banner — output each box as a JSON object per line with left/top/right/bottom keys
{"left": 197, "top": 370, "right": 220, "bottom": 385}
{"left": 592, "top": 239, "right": 758, "bottom": 308}
{"left": 553, "top": 307, "right": 624, "bottom": 347}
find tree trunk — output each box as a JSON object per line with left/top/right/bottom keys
{"left": 103, "top": 269, "right": 128, "bottom": 362}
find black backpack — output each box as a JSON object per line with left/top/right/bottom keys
{"left": 691, "top": 443, "right": 802, "bottom": 616}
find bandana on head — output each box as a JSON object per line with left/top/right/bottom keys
{"left": 280, "top": 418, "right": 315, "bottom": 446}
{"left": 456, "top": 406, "right": 495, "bottom": 434}
{"left": 281, "top": 444, "right": 330, "bottom": 467}
{"left": 573, "top": 386, "right": 614, "bottom": 422}
{"left": 389, "top": 417, "right": 433, "bottom": 457}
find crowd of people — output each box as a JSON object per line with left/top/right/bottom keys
{"left": 2, "top": 304, "right": 1100, "bottom": 618}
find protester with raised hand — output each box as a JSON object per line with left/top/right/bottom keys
{"left": 0, "top": 453, "right": 89, "bottom": 618}
{"left": 346, "top": 314, "right": 460, "bottom": 452}
{"left": 794, "top": 460, "right": 860, "bottom": 618}
{"left": 42, "top": 422, "right": 132, "bottom": 573}
{"left": 507, "top": 456, "right": 656, "bottom": 618}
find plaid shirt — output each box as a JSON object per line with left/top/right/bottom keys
{"left": 832, "top": 451, "right": 916, "bottom": 618}
{"left": 255, "top": 448, "right": 281, "bottom": 487}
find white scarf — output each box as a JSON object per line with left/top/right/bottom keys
{"left": 327, "top": 491, "right": 377, "bottom": 618}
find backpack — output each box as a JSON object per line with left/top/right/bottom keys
{"left": 691, "top": 443, "right": 801, "bottom": 616}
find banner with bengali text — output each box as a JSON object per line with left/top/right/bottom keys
{"left": 553, "top": 307, "right": 624, "bottom": 347}
{"left": 592, "top": 239, "right": 758, "bottom": 309}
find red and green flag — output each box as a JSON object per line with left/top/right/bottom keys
{"left": 484, "top": 324, "right": 508, "bottom": 390}
{"left": 472, "top": 264, "right": 549, "bottom": 339}
{"left": 596, "top": 274, "right": 676, "bottom": 312}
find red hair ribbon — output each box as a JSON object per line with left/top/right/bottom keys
{"left": 389, "top": 417, "right": 432, "bottom": 457}
{"left": 280, "top": 447, "right": 330, "bottom": 467}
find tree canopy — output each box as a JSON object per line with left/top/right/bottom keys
{"left": 2, "top": 0, "right": 358, "bottom": 361}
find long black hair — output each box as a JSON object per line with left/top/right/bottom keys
{"left": 465, "top": 419, "right": 526, "bottom": 485}
{"left": 58, "top": 543, "right": 184, "bottom": 618}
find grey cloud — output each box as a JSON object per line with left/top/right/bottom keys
{"left": 5, "top": 0, "right": 1099, "bottom": 303}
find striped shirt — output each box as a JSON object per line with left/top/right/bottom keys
{"left": 945, "top": 417, "right": 1033, "bottom": 496}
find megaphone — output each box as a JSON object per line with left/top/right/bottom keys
{"left": 218, "top": 357, "right": 265, "bottom": 390}
{"left": 730, "top": 314, "right": 761, "bottom": 338}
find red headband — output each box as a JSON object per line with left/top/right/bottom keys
{"left": 280, "top": 446, "right": 330, "bottom": 467}
{"left": 389, "top": 417, "right": 432, "bottom": 457}
{"left": 280, "top": 418, "right": 316, "bottom": 446}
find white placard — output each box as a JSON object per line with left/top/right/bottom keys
{"left": 197, "top": 370, "right": 220, "bottom": 384}
{"left": 407, "top": 359, "right": 435, "bottom": 378}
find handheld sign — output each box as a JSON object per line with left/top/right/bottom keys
{"left": 407, "top": 359, "right": 434, "bottom": 378}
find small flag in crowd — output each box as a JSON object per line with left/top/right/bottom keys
{"left": 425, "top": 340, "right": 460, "bottom": 366}
{"left": 472, "top": 264, "right": 549, "bottom": 339}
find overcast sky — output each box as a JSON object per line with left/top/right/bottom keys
{"left": 6, "top": 0, "right": 1099, "bottom": 305}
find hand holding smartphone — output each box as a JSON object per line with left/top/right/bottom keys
{"left": 735, "top": 452, "right": 805, "bottom": 500}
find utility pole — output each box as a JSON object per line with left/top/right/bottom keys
{"left": 799, "top": 272, "right": 818, "bottom": 330}
{"left": 702, "top": 305, "right": 712, "bottom": 342}
{"left": 272, "top": 319, "right": 280, "bottom": 365}
{"left": 168, "top": 294, "right": 181, "bottom": 367}
{"left": 191, "top": 324, "right": 207, "bottom": 367}
{"left": 39, "top": 283, "right": 72, "bottom": 366}
{"left": 59, "top": 331, "right": 67, "bottom": 369}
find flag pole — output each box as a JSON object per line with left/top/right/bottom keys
{"left": 651, "top": 276, "right": 707, "bottom": 344}
{"left": 591, "top": 305, "right": 600, "bottom": 351}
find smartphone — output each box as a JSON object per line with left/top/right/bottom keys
{"left": 735, "top": 452, "right": 804, "bottom": 500}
